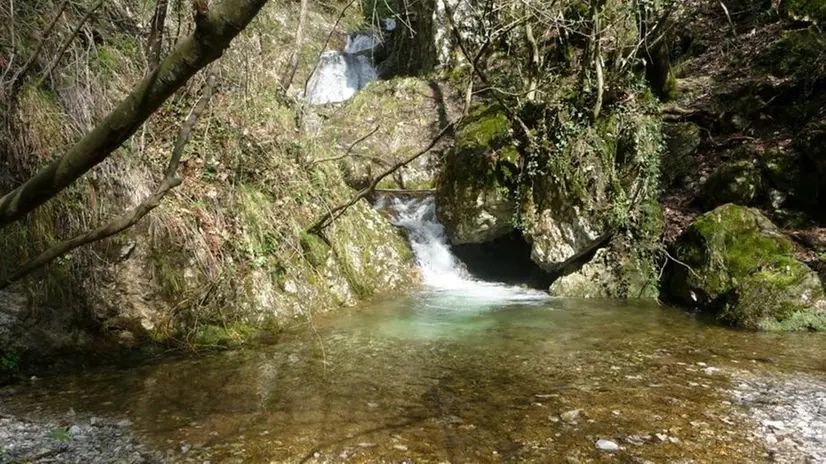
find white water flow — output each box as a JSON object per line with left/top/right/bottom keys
{"left": 305, "top": 32, "right": 379, "bottom": 105}
{"left": 383, "top": 196, "right": 549, "bottom": 305}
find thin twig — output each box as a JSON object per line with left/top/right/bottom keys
{"left": 36, "top": 0, "right": 105, "bottom": 87}
{"left": 306, "top": 126, "right": 380, "bottom": 166}
{"left": 307, "top": 119, "right": 459, "bottom": 234}
{"left": 663, "top": 248, "right": 700, "bottom": 278}
{"left": 302, "top": 0, "right": 358, "bottom": 95}
{"left": 7, "top": 0, "right": 71, "bottom": 94}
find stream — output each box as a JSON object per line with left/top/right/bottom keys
{"left": 2, "top": 198, "right": 826, "bottom": 463}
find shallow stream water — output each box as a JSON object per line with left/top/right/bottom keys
{"left": 3, "top": 295, "right": 826, "bottom": 463}
{"left": 3, "top": 198, "right": 826, "bottom": 463}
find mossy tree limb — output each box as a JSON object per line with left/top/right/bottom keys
{"left": 0, "top": 75, "right": 218, "bottom": 290}
{"left": 0, "top": 0, "right": 269, "bottom": 230}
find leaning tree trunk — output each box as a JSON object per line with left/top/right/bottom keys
{"left": 0, "top": 0, "right": 270, "bottom": 230}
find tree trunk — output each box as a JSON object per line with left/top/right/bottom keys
{"left": 147, "top": 0, "right": 170, "bottom": 70}
{"left": 591, "top": 0, "right": 604, "bottom": 119}
{"left": 0, "top": 0, "right": 270, "bottom": 230}
{"left": 280, "top": 0, "right": 308, "bottom": 90}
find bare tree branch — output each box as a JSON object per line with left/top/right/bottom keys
{"left": 6, "top": 0, "right": 71, "bottom": 95}
{"left": 0, "top": 0, "right": 269, "bottom": 230}
{"left": 306, "top": 126, "right": 380, "bottom": 166}
{"left": 281, "top": 0, "right": 308, "bottom": 90}
{"left": 147, "top": 0, "right": 170, "bottom": 70}
{"left": 307, "top": 119, "right": 459, "bottom": 234}
{"left": 0, "top": 75, "right": 218, "bottom": 290}
{"left": 35, "top": 0, "right": 106, "bottom": 87}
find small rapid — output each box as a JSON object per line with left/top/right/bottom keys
{"left": 380, "top": 196, "right": 549, "bottom": 305}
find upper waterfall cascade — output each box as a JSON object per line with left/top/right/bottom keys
{"left": 305, "top": 32, "right": 381, "bottom": 105}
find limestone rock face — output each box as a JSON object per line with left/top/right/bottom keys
{"left": 667, "top": 204, "right": 826, "bottom": 331}
{"left": 437, "top": 187, "right": 517, "bottom": 244}
{"left": 549, "top": 248, "right": 658, "bottom": 299}
{"left": 436, "top": 104, "right": 519, "bottom": 244}
{"left": 526, "top": 207, "right": 602, "bottom": 272}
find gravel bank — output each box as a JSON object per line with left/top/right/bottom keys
{"left": 0, "top": 412, "right": 161, "bottom": 464}
{"left": 730, "top": 369, "right": 826, "bottom": 463}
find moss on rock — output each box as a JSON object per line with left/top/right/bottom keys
{"left": 667, "top": 204, "right": 826, "bottom": 330}
{"left": 436, "top": 103, "right": 519, "bottom": 244}
{"left": 758, "top": 28, "right": 826, "bottom": 78}
{"left": 701, "top": 160, "right": 763, "bottom": 208}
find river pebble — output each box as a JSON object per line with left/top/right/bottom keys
{"left": 729, "top": 369, "right": 826, "bottom": 463}
{"left": 595, "top": 439, "right": 619, "bottom": 451}
{"left": 0, "top": 412, "right": 161, "bottom": 463}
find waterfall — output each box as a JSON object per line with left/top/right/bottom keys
{"left": 305, "top": 32, "right": 380, "bottom": 105}
{"left": 381, "top": 196, "right": 549, "bottom": 302}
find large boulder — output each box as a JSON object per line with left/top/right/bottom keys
{"left": 666, "top": 204, "right": 826, "bottom": 330}
{"left": 436, "top": 104, "right": 519, "bottom": 244}
{"left": 549, "top": 248, "right": 658, "bottom": 299}
{"left": 701, "top": 160, "right": 762, "bottom": 208}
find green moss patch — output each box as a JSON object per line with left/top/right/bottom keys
{"left": 668, "top": 204, "right": 825, "bottom": 330}
{"left": 701, "top": 160, "right": 763, "bottom": 208}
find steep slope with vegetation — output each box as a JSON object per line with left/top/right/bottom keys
{"left": 0, "top": 0, "right": 417, "bottom": 368}
{"left": 658, "top": 0, "right": 826, "bottom": 329}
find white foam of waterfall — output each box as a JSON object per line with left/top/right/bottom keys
{"left": 381, "top": 196, "right": 549, "bottom": 304}
{"left": 344, "top": 32, "right": 379, "bottom": 54}
{"left": 305, "top": 32, "right": 379, "bottom": 105}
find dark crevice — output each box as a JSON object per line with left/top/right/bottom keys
{"left": 451, "top": 231, "right": 554, "bottom": 289}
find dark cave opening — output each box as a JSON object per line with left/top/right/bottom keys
{"left": 451, "top": 231, "right": 555, "bottom": 290}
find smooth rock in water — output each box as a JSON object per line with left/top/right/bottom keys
{"left": 393, "top": 444, "right": 408, "bottom": 451}
{"left": 116, "top": 419, "right": 132, "bottom": 427}
{"left": 560, "top": 409, "right": 582, "bottom": 424}
{"left": 595, "top": 439, "right": 619, "bottom": 451}
{"left": 68, "top": 425, "right": 83, "bottom": 436}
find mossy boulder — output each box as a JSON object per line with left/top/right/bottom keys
{"left": 661, "top": 122, "right": 701, "bottom": 187}
{"left": 781, "top": 0, "right": 826, "bottom": 23}
{"left": 701, "top": 160, "right": 763, "bottom": 208}
{"left": 667, "top": 204, "right": 826, "bottom": 331}
{"left": 436, "top": 104, "right": 519, "bottom": 244}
